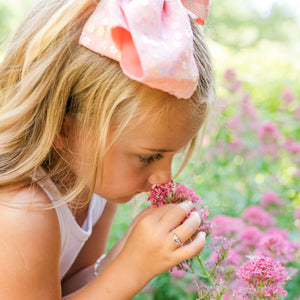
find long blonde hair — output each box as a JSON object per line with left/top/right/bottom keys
{"left": 0, "top": 0, "right": 215, "bottom": 208}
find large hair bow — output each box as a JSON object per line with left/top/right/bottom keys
{"left": 79, "top": 0, "right": 211, "bottom": 99}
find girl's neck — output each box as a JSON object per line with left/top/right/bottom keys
{"left": 49, "top": 170, "right": 91, "bottom": 218}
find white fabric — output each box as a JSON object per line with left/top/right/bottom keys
{"left": 33, "top": 169, "right": 107, "bottom": 279}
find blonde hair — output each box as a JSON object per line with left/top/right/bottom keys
{"left": 0, "top": 0, "right": 215, "bottom": 208}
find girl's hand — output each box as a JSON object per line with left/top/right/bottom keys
{"left": 66, "top": 202, "right": 205, "bottom": 300}
{"left": 102, "top": 206, "right": 153, "bottom": 271}
{"left": 117, "top": 201, "right": 206, "bottom": 282}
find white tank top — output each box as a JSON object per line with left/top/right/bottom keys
{"left": 33, "top": 168, "right": 107, "bottom": 279}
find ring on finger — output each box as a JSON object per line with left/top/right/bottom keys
{"left": 171, "top": 229, "right": 183, "bottom": 246}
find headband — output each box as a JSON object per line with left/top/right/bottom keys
{"left": 79, "top": 0, "right": 210, "bottom": 99}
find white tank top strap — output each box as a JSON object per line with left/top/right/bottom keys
{"left": 32, "top": 167, "right": 107, "bottom": 279}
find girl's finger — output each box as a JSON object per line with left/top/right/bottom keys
{"left": 168, "top": 211, "right": 201, "bottom": 248}
{"left": 159, "top": 201, "right": 194, "bottom": 229}
{"left": 135, "top": 203, "right": 174, "bottom": 225}
{"left": 174, "top": 231, "right": 206, "bottom": 261}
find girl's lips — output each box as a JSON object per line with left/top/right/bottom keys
{"left": 137, "top": 189, "right": 151, "bottom": 194}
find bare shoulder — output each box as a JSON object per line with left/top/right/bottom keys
{"left": 0, "top": 184, "right": 61, "bottom": 299}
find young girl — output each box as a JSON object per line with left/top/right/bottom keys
{"left": 0, "top": 0, "right": 215, "bottom": 299}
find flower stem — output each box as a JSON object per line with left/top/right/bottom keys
{"left": 195, "top": 256, "right": 222, "bottom": 300}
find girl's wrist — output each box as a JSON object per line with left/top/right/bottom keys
{"left": 116, "top": 250, "right": 155, "bottom": 286}
{"left": 83, "top": 252, "right": 151, "bottom": 300}
{"left": 94, "top": 254, "right": 106, "bottom": 277}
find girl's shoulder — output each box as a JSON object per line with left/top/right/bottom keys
{"left": 0, "top": 179, "right": 56, "bottom": 208}
{"left": 0, "top": 181, "right": 61, "bottom": 253}
{"left": 0, "top": 180, "right": 61, "bottom": 237}
{"left": 0, "top": 182, "right": 62, "bottom": 297}
{"left": 0, "top": 181, "right": 60, "bottom": 231}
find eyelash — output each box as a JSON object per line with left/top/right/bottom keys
{"left": 139, "top": 153, "right": 163, "bottom": 165}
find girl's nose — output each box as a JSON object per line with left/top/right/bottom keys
{"left": 147, "top": 168, "right": 172, "bottom": 186}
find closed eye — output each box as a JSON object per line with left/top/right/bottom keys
{"left": 139, "top": 153, "right": 163, "bottom": 165}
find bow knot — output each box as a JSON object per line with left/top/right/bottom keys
{"left": 80, "top": 0, "right": 211, "bottom": 99}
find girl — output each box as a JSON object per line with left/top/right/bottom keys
{"left": 0, "top": 0, "right": 215, "bottom": 299}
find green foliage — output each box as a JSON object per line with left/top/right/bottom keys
{"left": 206, "top": 0, "right": 300, "bottom": 49}
{"left": 134, "top": 273, "right": 198, "bottom": 300}
{"left": 112, "top": 69, "right": 300, "bottom": 298}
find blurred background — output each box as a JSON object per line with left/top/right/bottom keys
{"left": 1, "top": 0, "right": 299, "bottom": 299}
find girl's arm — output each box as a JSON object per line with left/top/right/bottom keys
{"left": 61, "top": 202, "right": 118, "bottom": 296}
{"left": 0, "top": 186, "right": 62, "bottom": 299}
{"left": 62, "top": 202, "right": 161, "bottom": 296}
{"left": 61, "top": 202, "right": 155, "bottom": 295}
{"left": 64, "top": 204, "right": 205, "bottom": 300}
{"left": 0, "top": 186, "right": 205, "bottom": 300}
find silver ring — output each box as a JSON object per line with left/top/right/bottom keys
{"left": 171, "top": 229, "right": 183, "bottom": 246}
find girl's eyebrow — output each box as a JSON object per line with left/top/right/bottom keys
{"left": 139, "top": 146, "right": 175, "bottom": 153}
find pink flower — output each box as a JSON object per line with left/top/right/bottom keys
{"left": 266, "top": 228, "right": 289, "bottom": 239}
{"left": 258, "top": 122, "right": 280, "bottom": 143}
{"left": 207, "top": 236, "right": 234, "bottom": 263}
{"left": 260, "top": 191, "right": 285, "bottom": 209}
{"left": 259, "top": 144, "right": 280, "bottom": 158}
{"left": 255, "top": 233, "right": 298, "bottom": 264}
{"left": 196, "top": 206, "right": 213, "bottom": 234}
{"left": 284, "top": 138, "right": 300, "bottom": 155}
{"left": 295, "top": 207, "right": 300, "bottom": 219}
{"left": 223, "top": 69, "right": 242, "bottom": 92}
{"left": 170, "top": 266, "right": 186, "bottom": 278}
{"left": 195, "top": 280, "right": 221, "bottom": 299}
{"left": 228, "top": 138, "right": 244, "bottom": 153}
{"left": 242, "top": 206, "right": 275, "bottom": 228}
{"left": 211, "top": 215, "right": 245, "bottom": 238}
{"left": 239, "top": 94, "right": 258, "bottom": 121}
{"left": 148, "top": 180, "right": 202, "bottom": 207}
{"left": 222, "top": 294, "right": 231, "bottom": 300}
{"left": 147, "top": 181, "right": 211, "bottom": 235}
{"left": 236, "top": 256, "right": 291, "bottom": 298}
{"left": 237, "top": 226, "right": 263, "bottom": 249}
{"left": 228, "top": 80, "right": 242, "bottom": 93}
{"left": 224, "top": 69, "right": 237, "bottom": 82}
{"left": 226, "top": 117, "right": 241, "bottom": 130}
{"left": 281, "top": 87, "right": 295, "bottom": 104}
{"left": 227, "top": 249, "right": 243, "bottom": 266}
{"left": 294, "top": 105, "right": 300, "bottom": 121}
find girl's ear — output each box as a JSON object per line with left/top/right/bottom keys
{"left": 54, "top": 134, "right": 65, "bottom": 150}
{"left": 54, "top": 115, "right": 72, "bottom": 150}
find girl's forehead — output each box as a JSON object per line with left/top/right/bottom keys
{"left": 128, "top": 105, "right": 193, "bottom": 132}
{"left": 119, "top": 107, "right": 199, "bottom": 151}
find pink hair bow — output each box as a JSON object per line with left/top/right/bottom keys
{"left": 79, "top": 0, "right": 211, "bottom": 99}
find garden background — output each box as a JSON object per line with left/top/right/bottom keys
{"left": 1, "top": 0, "right": 299, "bottom": 299}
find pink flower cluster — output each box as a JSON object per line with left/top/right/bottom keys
{"left": 211, "top": 214, "right": 297, "bottom": 266}
{"left": 216, "top": 71, "right": 299, "bottom": 166}
{"left": 260, "top": 191, "right": 285, "bottom": 210}
{"left": 148, "top": 180, "right": 202, "bottom": 207}
{"left": 203, "top": 201, "right": 298, "bottom": 299}
{"left": 242, "top": 205, "right": 275, "bottom": 228}
{"left": 236, "top": 256, "right": 290, "bottom": 298}
{"left": 281, "top": 87, "right": 295, "bottom": 104}
{"left": 223, "top": 68, "right": 242, "bottom": 93}
{"left": 148, "top": 183, "right": 297, "bottom": 299}
{"left": 147, "top": 180, "right": 211, "bottom": 234}
{"left": 189, "top": 70, "right": 300, "bottom": 299}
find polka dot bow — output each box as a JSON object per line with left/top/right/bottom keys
{"left": 79, "top": 0, "right": 211, "bottom": 99}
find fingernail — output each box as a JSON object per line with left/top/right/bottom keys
{"left": 190, "top": 211, "right": 201, "bottom": 222}
{"left": 199, "top": 231, "right": 206, "bottom": 239}
{"left": 178, "top": 201, "right": 193, "bottom": 213}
